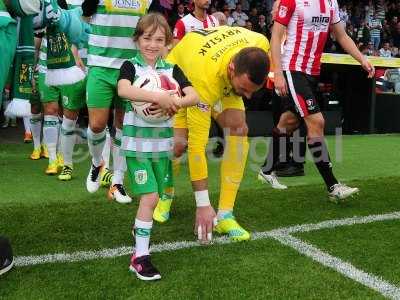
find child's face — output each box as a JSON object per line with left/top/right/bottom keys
{"left": 137, "top": 26, "right": 166, "bottom": 64}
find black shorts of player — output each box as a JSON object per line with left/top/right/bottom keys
{"left": 280, "top": 71, "right": 320, "bottom": 118}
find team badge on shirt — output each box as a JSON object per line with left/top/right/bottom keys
{"left": 134, "top": 170, "right": 148, "bottom": 185}
{"left": 279, "top": 6, "right": 288, "bottom": 18}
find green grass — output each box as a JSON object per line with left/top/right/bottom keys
{"left": 0, "top": 135, "right": 400, "bottom": 299}
{"left": 298, "top": 220, "right": 400, "bottom": 287}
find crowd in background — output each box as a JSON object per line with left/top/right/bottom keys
{"left": 153, "top": 0, "right": 400, "bottom": 58}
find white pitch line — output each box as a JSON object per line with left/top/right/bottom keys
{"left": 270, "top": 211, "right": 400, "bottom": 235}
{"left": 271, "top": 233, "right": 400, "bottom": 300}
{"left": 15, "top": 211, "right": 400, "bottom": 267}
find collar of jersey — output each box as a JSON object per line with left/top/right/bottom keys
{"left": 131, "top": 52, "right": 167, "bottom": 69}
{"left": 219, "top": 54, "right": 234, "bottom": 92}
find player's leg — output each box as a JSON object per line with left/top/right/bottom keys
{"left": 58, "top": 79, "right": 86, "bottom": 181}
{"left": 290, "top": 71, "right": 358, "bottom": 201}
{"left": 86, "top": 67, "right": 113, "bottom": 193}
{"left": 42, "top": 102, "right": 60, "bottom": 174}
{"left": 211, "top": 105, "right": 225, "bottom": 158}
{"left": 127, "top": 157, "right": 161, "bottom": 281}
{"left": 153, "top": 108, "right": 188, "bottom": 223}
{"left": 213, "top": 105, "right": 250, "bottom": 241}
{"left": 107, "top": 94, "right": 132, "bottom": 203}
{"left": 29, "top": 96, "right": 42, "bottom": 160}
{"left": 23, "top": 116, "right": 32, "bottom": 143}
{"left": 39, "top": 73, "right": 60, "bottom": 175}
{"left": 304, "top": 113, "right": 358, "bottom": 201}
{"left": 100, "top": 127, "right": 113, "bottom": 187}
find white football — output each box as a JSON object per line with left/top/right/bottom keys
{"left": 131, "top": 72, "right": 181, "bottom": 124}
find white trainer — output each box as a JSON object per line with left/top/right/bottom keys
{"left": 329, "top": 183, "right": 359, "bottom": 202}
{"left": 108, "top": 184, "right": 132, "bottom": 204}
{"left": 257, "top": 170, "right": 288, "bottom": 190}
{"left": 86, "top": 164, "right": 102, "bottom": 193}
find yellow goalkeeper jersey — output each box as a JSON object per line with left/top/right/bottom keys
{"left": 167, "top": 26, "right": 270, "bottom": 106}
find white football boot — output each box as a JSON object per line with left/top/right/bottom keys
{"left": 329, "top": 183, "right": 359, "bottom": 202}
{"left": 258, "top": 170, "right": 288, "bottom": 190}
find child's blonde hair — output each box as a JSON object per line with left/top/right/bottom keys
{"left": 133, "top": 13, "right": 173, "bottom": 46}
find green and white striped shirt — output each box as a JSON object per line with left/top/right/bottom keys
{"left": 121, "top": 53, "right": 191, "bottom": 159}
{"left": 88, "top": 0, "right": 152, "bottom": 69}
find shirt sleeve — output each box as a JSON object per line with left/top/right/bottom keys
{"left": 172, "top": 65, "right": 192, "bottom": 90}
{"left": 274, "top": 0, "right": 296, "bottom": 26}
{"left": 331, "top": 0, "right": 341, "bottom": 24}
{"left": 173, "top": 19, "right": 186, "bottom": 40}
{"left": 118, "top": 61, "right": 136, "bottom": 84}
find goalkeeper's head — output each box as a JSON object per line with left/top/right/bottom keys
{"left": 228, "top": 47, "right": 270, "bottom": 99}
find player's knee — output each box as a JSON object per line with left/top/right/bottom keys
{"left": 226, "top": 123, "right": 248, "bottom": 136}
{"left": 306, "top": 115, "right": 325, "bottom": 136}
{"left": 89, "top": 123, "right": 106, "bottom": 133}
{"left": 43, "top": 103, "right": 58, "bottom": 116}
{"left": 309, "top": 116, "right": 325, "bottom": 130}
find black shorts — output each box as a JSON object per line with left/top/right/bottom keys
{"left": 280, "top": 71, "right": 320, "bottom": 118}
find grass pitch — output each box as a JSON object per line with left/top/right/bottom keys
{"left": 0, "top": 134, "right": 400, "bottom": 299}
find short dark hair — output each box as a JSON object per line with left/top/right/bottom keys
{"left": 232, "top": 47, "right": 270, "bottom": 85}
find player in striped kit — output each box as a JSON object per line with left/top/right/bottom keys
{"left": 81, "top": 0, "right": 156, "bottom": 203}
{"left": 82, "top": 0, "right": 174, "bottom": 203}
{"left": 259, "top": 0, "right": 375, "bottom": 201}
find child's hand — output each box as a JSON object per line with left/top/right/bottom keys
{"left": 155, "top": 90, "right": 180, "bottom": 116}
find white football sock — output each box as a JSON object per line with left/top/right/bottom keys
{"left": 60, "top": 116, "right": 77, "bottom": 166}
{"left": 30, "top": 113, "right": 42, "bottom": 149}
{"left": 43, "top": 115, "right": 59, "bottom": 162}
{"left": 134, "top": 219, "right": 152, "bottom": 257}
{"left": 217, "top": 210, "right": 232, "bottom": 220}
{"left": 112, "top": 128, "right": 125, "bottom": 185}
{"left": 23, "top": 116, "right": 31, "bottom": 133}
{"left": 102, "top": 128, "right": 111, "bottom": 169}
{"left": 87, "top": 127, "right": 106, "bottom": 167}
{"left": 57, "top": 116, "right": 62, "bottom": 153}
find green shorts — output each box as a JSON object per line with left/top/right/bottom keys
{"left": 38, "top": 73, "right": 86, "bottom": 111}
{"left": 86, "top": 66, "right": 124, "bottom": 109}
{"left": 126, "top": 157, "right": 172, "bottom": 196}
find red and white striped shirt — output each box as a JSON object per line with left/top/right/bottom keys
{"left": 173, "top": 13, "right": 219, "bottom": 40}
{"left": 275, "top": 0, "right": 340, "bottom": 75}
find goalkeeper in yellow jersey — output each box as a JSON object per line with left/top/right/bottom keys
{"left": 162, "top": 26, "right": 270, "bottom": 242}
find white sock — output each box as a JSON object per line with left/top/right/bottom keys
{"left": 57, "top": 116, "right": 62, "bottom": 153}
{"left": 102, "top": 128, "right": 111, "bottom": 169}
{"left": 134, "top": 219, "right": 152, "bottom": 257}
{"left": 217, "top": 210, "right": 232, "bottom": 221}
{"left": 30, "top": 113, "right": 42, "bottom": 149}
{"left": 87, "top": 127, "right": 106, "bottom": 167}
{"left": 23, "top": 116, "right": 31, "bottom": 133}
{"left": 43, "top": 115, "right": 59, "bottom": 162}
{"left": 112, "top": 128, "right": 125, "bottom": 185}
{"left": 60, "top": 116, "right": 77, "bottom": 166}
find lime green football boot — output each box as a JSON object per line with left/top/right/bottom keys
{"left": 153, "top": 197, "right": 173, "bottom": 223}
{"left": 214, "top": 213, "right": 250, "bottom": 241}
